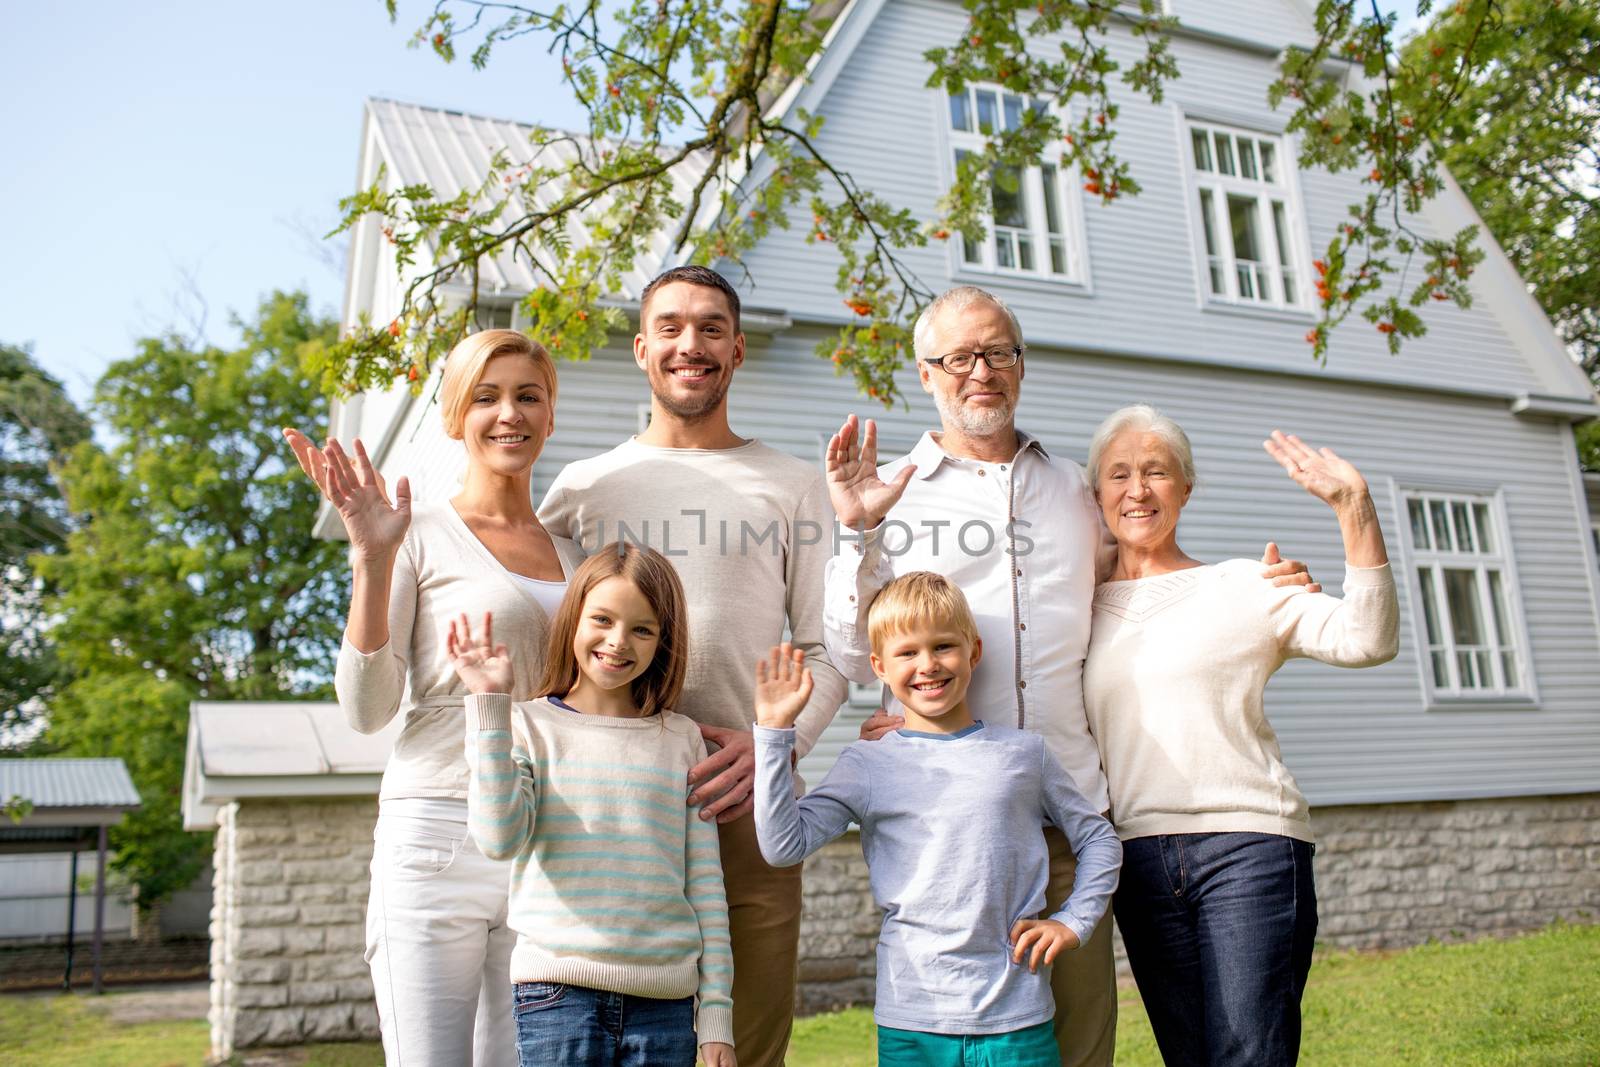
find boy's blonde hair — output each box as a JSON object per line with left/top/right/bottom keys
{"left": 438, "top": 329, "right": 558, "bottom": 440}
{"left": 867, "top": 571, "right": 980, "bottom": 653}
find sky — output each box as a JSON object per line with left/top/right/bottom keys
{"left": 2, "top": 1, "right": 1424, "bottom": 408}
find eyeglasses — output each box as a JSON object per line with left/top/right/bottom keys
{"left": 922, "top": 345, "right": 1023, "bottom": 375}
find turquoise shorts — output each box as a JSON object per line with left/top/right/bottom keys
{"left": 877, "top": 1019, "right": 1059, "bottom": 1067}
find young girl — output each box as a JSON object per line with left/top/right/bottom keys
{"left": 446, "top": 543, "right": 736, "bottom": 1067}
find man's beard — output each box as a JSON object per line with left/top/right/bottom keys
{"left": 650, "top": 365, "right": 730, "bottom": 421}
{"left": 934, "top": 389, "right": 1014, "bottom": 438}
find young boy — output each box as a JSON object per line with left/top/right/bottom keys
{"left": 752, "top": 571, "right": 1122, "bottom": 1067}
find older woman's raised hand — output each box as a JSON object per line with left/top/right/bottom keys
{"left": 1263, "top": 431, "right": 1369, "bottom": 510}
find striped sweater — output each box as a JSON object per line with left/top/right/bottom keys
{"left": 465, "top": 694, "right": 734, "bottom": 1048}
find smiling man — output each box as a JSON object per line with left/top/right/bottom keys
{"left": 822, "top": 284, "right": 1312, "bottom": 1067}
{"left": 537, "top": 265, "right": 846, "bottom": 1067}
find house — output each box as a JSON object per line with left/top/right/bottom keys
{"left": 187, "top": 0, "right": 1600, "bottom": 1053}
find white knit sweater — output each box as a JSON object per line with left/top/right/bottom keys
{"left": 333, "top": 501, "right": 584, "bottom": 801}
{"left": 1083, "top": 560, "right": 1399, "bottom": 842}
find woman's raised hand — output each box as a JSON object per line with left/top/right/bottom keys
{"left": 282, "top": 427, "right": 389, "bottom": 507}
{"left": 446, "top": 612, "right": 514, "bottom": 695}
{"left": 323, "top": 438, "right": 411, "bottom": 563}
{"left": 1263, "top": 431, "right": 1369, "bottom": 511}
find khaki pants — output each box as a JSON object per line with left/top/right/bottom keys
{"left": 718, "top": 813, "right": 804, "bottom": 1067}
{"left": 1045, "top": 826, "right": 1118, "bottom": 1067}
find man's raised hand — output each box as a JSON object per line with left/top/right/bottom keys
{"left": 825, "top": 414, "right": 915, "bottom": 532}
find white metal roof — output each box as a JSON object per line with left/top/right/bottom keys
{"left": 181, "top": 701, "right": 403, "bottom": 830}
{"left": 0, "top": 759, "right": 141, "bottom": 830}
{"left": 366, "top": 96, "right": 715, "bottom": 302}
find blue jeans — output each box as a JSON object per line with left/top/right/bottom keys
{"left": 512, "top": 981, "right": 696, "bottom": 1067}
{"left": 1114, "top": 832, "right": 1317, "bottom": 1067}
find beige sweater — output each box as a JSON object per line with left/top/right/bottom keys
{"left": 539, "top": 438, "right": 847, "bottom": 756}
{"left": 1083, "top": 560, "right": 1398, "bottom": 842}
{"left": 333, "top": 501, "right": 584, "bottom": 801}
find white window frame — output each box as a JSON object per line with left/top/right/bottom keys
{"left": 1179, "top": 116, "right": 1311, "bottom": 313}
{"left": 1392, "top": 485, "right": 1537, "bottom": 706}
{"left": 940, "top": 84, "right": 1090, "bottom": 286}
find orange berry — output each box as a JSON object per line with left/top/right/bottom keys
{"left": 387, "top": 320, "right": 401, "bottom": 337}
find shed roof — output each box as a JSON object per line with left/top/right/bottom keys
{"left": 182, "top": 702, "right": 402, "bottom": 830}
{"left": 0, "top": 759, "right": 140, "bottom": 811}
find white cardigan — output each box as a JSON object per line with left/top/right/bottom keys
{"left": 1084, "top": 560, "right": 1399, "bottom": 842}
{"left": 333, "top": 501, "right": 584, "bottom": 801}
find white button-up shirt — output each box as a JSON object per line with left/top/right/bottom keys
{"left": 822, "top": 430, "right": 1113, "bottom": 812}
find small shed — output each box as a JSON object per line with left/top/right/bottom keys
{"left": 0, "top": 758, "right": 141, "bottom": 992}
{"left": 183, "top": 701, "right": 400, "bottom": 1058}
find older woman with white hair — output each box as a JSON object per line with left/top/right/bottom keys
{"left": 283, "top": 330, "right": 584, "bottom": 1066}
{"left": 1082, "top": 405, "right": 1399, "bottom": 1067}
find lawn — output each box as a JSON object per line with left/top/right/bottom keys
{"left": 0, "top": 924, "right": 1594, "bottom": 1066}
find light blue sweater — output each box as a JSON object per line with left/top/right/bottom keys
{"left": 754, "top": 721, "right": 1121, "bottom": 1035}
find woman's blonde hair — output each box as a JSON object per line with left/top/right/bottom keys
{"left": 867, "top": 571, "right": 980, "bottom": 654}
{"left": 438, "top": 329, "right": 558, "bottom": 440}
{"left": 538, "top": 543, "right": 689, "bottom": 718}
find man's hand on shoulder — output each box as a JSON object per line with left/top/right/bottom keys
{"left": 826, "top": 414, "right": 914, "bottom": 531}
{"left": 1260, "top": 541, "right": 1320, "bottom": 594}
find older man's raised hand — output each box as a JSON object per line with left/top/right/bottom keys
{"left": 825, "top": 414, "right": 917, "bottom": 532}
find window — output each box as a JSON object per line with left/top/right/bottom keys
{"left": 946, "top": 85, "right": 1085, "bottom": 281}
{"left": 1186, "top": 121, "right": 1305, "bottom": 309}
{"left": 1403, "top": 491, "right": 1528, "bottom": 698}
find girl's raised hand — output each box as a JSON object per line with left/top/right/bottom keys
{"left": 754, "top": 642, "right": 813, "bottom": 729}
{"left": 446, "top": 612, "right": 514, "bottom": 695}
{"left": 1263, "top": 430, "right": 1368, "bottom": 511}
{"left": 323, "top": 438, "right": 411, "bottom": 563}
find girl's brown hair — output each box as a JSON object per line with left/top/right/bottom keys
{"left": 537, "top": 542, "right": 689, "bottom": 717}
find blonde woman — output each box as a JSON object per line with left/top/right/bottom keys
{"left": 284, "top": 330, "right": 583, "bottom": 1066}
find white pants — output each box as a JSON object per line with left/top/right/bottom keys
{"left": 366, "top": 799, "right": 517, "bottom": 1067}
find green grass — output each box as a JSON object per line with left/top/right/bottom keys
{"left": 1, "top": 925, "right": 1595, "bottom": 1066}
{"left": 788, "top": 924, "right": 1600, "bottom": 1067}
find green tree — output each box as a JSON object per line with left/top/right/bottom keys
{"left": 1397, "top": 0, "right": 1598, "bottom": 470}
{"left": 37, "top": 292, "right": 350, "bottom": 908}
{"left": 0, "top": 344, "right": 92, "bottom": 741}
{"left": 316, "top": 0, "right": 1560, "bottom": 399}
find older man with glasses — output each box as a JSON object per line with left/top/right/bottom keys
{"left": 822, "top": 284, "right": 1311, "bottom": 1067}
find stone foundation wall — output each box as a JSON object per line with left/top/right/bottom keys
{"left": 208, "top": 791, "right": 1600, "bottom": 1049}
{"left": 1312, "top": 792, "right": 1600, "bottom": 946}
{"left": 209, "top": 798, "right": 379, "bottom": 1059}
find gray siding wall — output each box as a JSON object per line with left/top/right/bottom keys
{"left": 360, "top": 326, "right": 1600, "bottom": 803}
{"left": 734, "top": 0, "right": 1545, "bottom": 398}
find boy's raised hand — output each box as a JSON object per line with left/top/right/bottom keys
{"left": 754, "top": 642, "right": 813, "bottom": 729}
{"left": 1009, "top": 918, "right": 1080, "bottom": 974}
{"left": 700, "top": 1041, "right": 735, "bottom": 1067}
{"left": 446, "top": 612, "right": 514, "bottom": 695}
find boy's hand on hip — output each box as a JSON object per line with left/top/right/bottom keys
{"left": 1009, "top": 918, "right": 1079, "bottom": 973}
{"left": 701, "top": 1041, "right": 736, "bottom": 1067}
